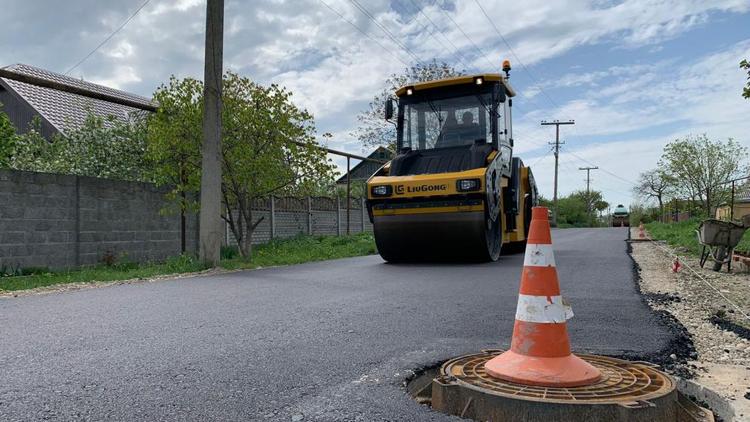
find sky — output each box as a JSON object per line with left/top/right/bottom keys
{"left": 1, "top": 0, "right": 749, "bottom": 208}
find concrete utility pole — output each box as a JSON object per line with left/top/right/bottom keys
{"left": 198, "top": 0, "right": 224, "bottom": 265}
{"left": 541, "top": 120, "right": 575, "bottom": 225}
{"left": 579, "top": 166, "right": 598, "bottom": 194}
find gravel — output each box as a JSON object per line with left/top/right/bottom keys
{"left": 630, "top": 229, "right": 750, "bottom": 420}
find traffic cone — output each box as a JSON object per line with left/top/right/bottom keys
{"left": 485, "top": 206, "right": 601, "bottom": 387}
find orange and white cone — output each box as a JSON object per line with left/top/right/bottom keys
{"left": 485, "top": 206, "right": 602, "bottom": 387}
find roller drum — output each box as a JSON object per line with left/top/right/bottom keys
{"left": 373, "top": 210, "right": 500, "bottom": 262}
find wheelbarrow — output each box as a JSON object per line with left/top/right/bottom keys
{"left": 696, "top": 216, "right": 750, "bottom": 272}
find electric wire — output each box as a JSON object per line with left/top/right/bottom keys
{"left": 433, "top": 1, "right": 495, "bottom": 70}
{"left": 472, "top": 0, "right": 562, "bottom": 110}
{"left": 406, "top": 0, "right": 472, "bottom": 71}
{"left": 347, "top": 0, "right": 426, "bottom": 66}
{"left": 318, "top": 0, "right": 411, "bottom": 67}
{"left": 65, "top": 0, "right": 152, "bottom": 75}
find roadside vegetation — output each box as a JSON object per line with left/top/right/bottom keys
{"left": 645, "top": 219, "right": 750, "bottom": 255}
{"left": 0, "top": 233, "right": 376, "bottom": 293}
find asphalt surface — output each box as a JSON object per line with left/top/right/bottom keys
{"left": 0, "top": 228, "right": 674, "bottom": 421}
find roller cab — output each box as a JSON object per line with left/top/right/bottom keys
{"left": 366, "top": 70, "right": 538, "bottom": 262}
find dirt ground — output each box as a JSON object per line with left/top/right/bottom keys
{"left": 629, "top": 228, "right": 750, "bottom": 421}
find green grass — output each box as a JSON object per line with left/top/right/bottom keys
{"left": 0, "top": 233, "right": 376, "bottom": 293}
{"left": 220, "top": 232, "right": 376, "bottom": 270}
{"left": 645, "top": 218, "right": 750, "bottom": 255}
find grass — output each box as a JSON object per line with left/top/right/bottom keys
{"left": 645, "top": 218, "right": 750, "bottom": 255}
{"left": 0, "top": 233, "right": 376, "bottom": 293}
{"left": 220, "top": 232, "right": 376, "bottom": 270}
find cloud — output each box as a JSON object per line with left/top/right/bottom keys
{"left": 1, "top": 0, "right": 749, "bottom": 208}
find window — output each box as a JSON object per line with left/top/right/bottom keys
{"left": 401, "top": 94, "right": 494, "bottom": 151}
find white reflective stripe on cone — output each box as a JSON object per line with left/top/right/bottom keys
{"left": 515, "top": 294, "right": 574, "bottom": 323}
{"left": 523, "top": 244, "right": 556, "bottom": 267}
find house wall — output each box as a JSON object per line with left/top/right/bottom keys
{"left": 0, "top": 84, "right": 59, "bottom": 139}
{"left": 715, "top": 203, "right": 750, "bottom": 220}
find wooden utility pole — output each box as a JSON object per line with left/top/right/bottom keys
{"left": 579, "top": 166, "right": 598, "bottom": 194}
{"left": 579, "top": 166, "right": 598, "bottom": 224}
{"left": 541, "top": 119, "right": 574, "bottom": 225}
{"left": 198, "top": 0, "right": 224, "bottom": 265}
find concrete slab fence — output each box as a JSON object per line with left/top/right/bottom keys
{"left": 0, "top": 169, "right": 370, "bottom": 270}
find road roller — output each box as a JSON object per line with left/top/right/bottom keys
{"left": 612, "top": 204, "right": 630, "bottom": 227}
{"left": 366, "top": 63, "right": 538, "bottom": 262}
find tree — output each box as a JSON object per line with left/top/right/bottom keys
{"left": 659, "top": 134, "right": 748, "bottom": 217}
{"left": 221, "top": 72, "right": 336, "bottom": 257}
{"left": 741, "top": 59, "right": 750, "bottom": 99}
{"left": 147, "top": 76, "right": 205, "bottom": 252}
{"left": 0, "top": 107, "right": 15, "bottom": 167}
{"left": 353, "top": 60, "right": 464, "bottom": 150}
{"left": 552, "top": 190, "right": 608, "bottom": 227}
{"left": 634, "top": 169, "right": 674, "bottom": 221}
{"left": 57, "top": 114, "right": 148, "bottom": 181}
{"left": 147, "top": 72, "right": 336, "bottom": 258}
{"left": 7, "top": 114, "right": 148, "bottom": 181}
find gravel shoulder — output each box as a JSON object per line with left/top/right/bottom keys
{"left": 629, "top": 228, "right": 750, "bottom": 421}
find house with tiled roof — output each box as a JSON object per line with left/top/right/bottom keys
{"left": 0, "top": 63, "right": 152, "bottom": 139}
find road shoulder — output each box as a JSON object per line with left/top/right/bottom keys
{"left": 629, "top": 230, "right": 750, "bottom": 421}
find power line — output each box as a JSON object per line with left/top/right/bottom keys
{"left": 565, "top": 149, "right": 638, "bottom": 187}
{"left": 407, "top": 0, "right": 472, "bottom": 70}
{"left": 579, "top": 166, "right": 598, "bottom": 194}
{"left": 347, "top": 0, "right": 425, "bottom": 66}
{"left": 472, "top": 0, "right": 562, "bottom": 110}
{"left": 471, "top": 0, "right": 638, "bottom": 190}
{"left": 65, "top": 0, "right": 152, "bottom": 75}
{"left": 433, "top": 1, "right": 495, "bottom": 70}
{"left": 318, "top": 0, "right": 411, "bottom": 67}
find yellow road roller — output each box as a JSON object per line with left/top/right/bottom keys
{"left": 366, "top": 63, "right": 538, "bottom": 262}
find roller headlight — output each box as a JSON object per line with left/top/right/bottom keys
{"left": 456, "top": 178, "right": 481, "bottom": 192}
{"left": 371, "top": 185, "right": 392, "bottom": 197}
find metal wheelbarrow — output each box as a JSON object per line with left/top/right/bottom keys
{"left": 696, "top": 216, "right": 750, "bottom": 272}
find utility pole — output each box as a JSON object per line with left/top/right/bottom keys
{"left": 199, "top": 0, "right": 224, "bottom": 265}
{"left": 578, "top": 166, "right": 598, "bottom": 194}
{"left": 541, "top": 120, "right": 574, "bottom": 225}
{"left": 579, "top": 166, "right": 598, "bottom": 225}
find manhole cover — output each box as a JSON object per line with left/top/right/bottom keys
{"left": 409, "top": 350, "right": 713, "bottom": 422}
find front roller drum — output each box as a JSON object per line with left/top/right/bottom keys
{"left": 373, "top": 211, "right": 500, "bottom": 262}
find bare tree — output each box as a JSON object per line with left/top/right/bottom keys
{"left": 353, "top": 60, "right": 463, "bottom": 151}
{"left": 634, "top": 169, "right": 674, "bottom": 222}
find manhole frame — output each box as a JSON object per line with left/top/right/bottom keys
{"left": 409, "top": 349, "right": 714, "bottom": 422}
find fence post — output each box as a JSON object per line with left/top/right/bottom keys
{"left": 307, "top": 196, "right": 313, "bottom": 235}
{"left": 269, "top": 196, "right": 276, "bottom": 239}
{"left": 360, "top": 197, "right": 365, "bottom": 232}
{"left": 731, "top": 181, "right": 735, "bottom": 221}
{"left": 336, "top": 195, "right": 342, "bottom": 236}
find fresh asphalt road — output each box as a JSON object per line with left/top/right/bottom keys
{"left": 0, "top": 228, "right": 673, "bottom": 421}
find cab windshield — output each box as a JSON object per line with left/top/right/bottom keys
{"left": 399, "top": 93, "right": 498, "bottom": 151}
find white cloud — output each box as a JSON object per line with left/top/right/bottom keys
{"left": 87, "top": 65, "right": 142, "bottom": 89}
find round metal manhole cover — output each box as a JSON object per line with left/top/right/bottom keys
{"left": 439, "top": 350, "right": 675, "bottom": 404}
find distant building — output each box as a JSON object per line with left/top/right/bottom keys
{"left": 336, "top": 146, "right": 393, "bottom": 184}
{"left": 716, "top": 183, "right": 750, "bottom": 220}
{"left": 0, "top": 63, "right": 151, "bottom": 139}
